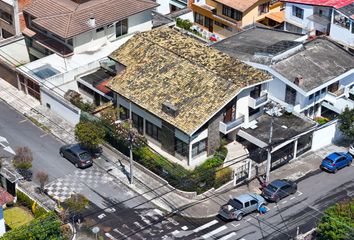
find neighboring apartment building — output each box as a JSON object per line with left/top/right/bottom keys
{"left": 189, "top": 0, "right": 285, "bottom": 38}
{"left": 329, "top": 1, "right": 354, "bottom": 47}
{"left": 107, "top": 27, "right": 272, "bottom": 167}
{"left": 0, "top": 0, "right": 31, "bottom": 39}
{"left": 213, "top": 27, "right": 354, "bottom": 121}
{"left": 282, "top": 0, "right": 353, "bottom": 35}
{"left": 154, "top": 0, "right": 188, "bottom": 15}
{"left": 22, "top": 0, "right": 158, "bottom": 60}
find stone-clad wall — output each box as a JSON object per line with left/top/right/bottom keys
{"left": 207, "top": 114, "right": 223, "bottom": 155}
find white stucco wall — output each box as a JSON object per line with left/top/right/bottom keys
{"left": 330, "top": 22, "right": 354, "bottom": 47}
{"left": 311, "top": 120, "right": 343, "bottom": 151}
{"left": 128, "top": 10, "right": 153, "bottom": 34}
{"left": 236, "top": 89, "right": 250, "bottom": 124}
{"left": 155, "top": 0, "right": 171, "bottom": 15}
{"left": 40, "top": 88, "right": 81, "bottom": 125}
{"left": 189, "top": 128, "right": 208, "bottom": 166}
{"left": 285, "top": 3, "right": 314, "bottom": 32}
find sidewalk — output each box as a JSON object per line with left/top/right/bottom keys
{"left": 0, "top": 79, "right": 348, "bottom": 219}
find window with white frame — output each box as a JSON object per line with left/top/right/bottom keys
{"left": 116, "top": 19, "right": 128, "bottom": 37}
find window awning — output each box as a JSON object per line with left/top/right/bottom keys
{"left": 170, "top": 0, "right": 186, "bottom": 9}
{"left": 265, "top": 11, "right": 285, "bottom": 23}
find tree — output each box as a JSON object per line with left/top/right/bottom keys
{"left": 13, "top": 146, "right": 33, "bottom": 170}
{"left": 317, "top": 198, "right": 354, "bottom": 240}
{"left": 75, "top": 121, "right": 105, "bottom": 149}
{"left": 64, "top": 194, "right": 89, "bottom": 213}
{"left": 338, "top": 107, "right": 354, "bottom": 140}
{"left": 35, "top": 171, "right": 49, "bottom": 193}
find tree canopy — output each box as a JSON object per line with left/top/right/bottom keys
{"left": 317, "top": 198, "right": 354, "bottom": 240}
{"left": 338, "top": 107, "right": 354, "bottom": 140}
{"left": 74, "top": 121, "right": 105, "bottom": 148}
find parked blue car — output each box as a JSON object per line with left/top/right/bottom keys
{"left": 320, "top": 152, "right": 352, "bottom": 173}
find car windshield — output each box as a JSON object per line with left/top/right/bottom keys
{"left": 79, "top": 152, "right": 91, "bottom": 160}
{"left": 229, "top": 199, "right": 243, "bottom": 210}
{"left": 266, "top": 184, "right": 278, "bottom": 192}
{"left": 324, "top": 158, "right": 334, "bottom": 164}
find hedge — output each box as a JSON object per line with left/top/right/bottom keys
{"left": 16, "top": 189, "right": 47, "bottom": 218}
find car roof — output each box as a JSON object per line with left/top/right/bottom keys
{"left": 270, "top": 179, "right": 288, "bottom": 188}
{"left": 68, "top": 144, "right": 88, "bottom": 154}
{"left": 234, "top": 194, "right": 259, "bottom": 203}
{"left": 327, "top": 152, "right": 344, "bottom": 160}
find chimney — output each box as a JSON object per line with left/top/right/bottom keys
{"left": 294, "top": 76, "right": 304, "bottom": 86}
{"left": 162, "top": 102, "right": 179, "bottom": 117}
{"left": 88, "top": 17, "right": 96, "bottom": 28}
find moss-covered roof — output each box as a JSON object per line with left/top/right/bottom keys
{"left": 108, "top": 27, "right": 270, "bottom": 135}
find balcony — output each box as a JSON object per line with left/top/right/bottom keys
{"left": 248, "top": 93, "right": 268, "bottom": 109}
{"left": 219, "top": 115, "right": 245, "bottom": 134}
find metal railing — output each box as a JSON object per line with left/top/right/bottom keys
{"left": 219, "top": 115, "right": 245, "bottom": 134}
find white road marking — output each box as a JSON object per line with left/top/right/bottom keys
{"left": 297, "top": 191, "right": 303, "bottom": 196}
{"left": 273, "top": 205, "right": 277, "bottom": 208}
{"left": 40, "top": 133, "right": 48, "bottom": 138}
{"left": 281, "top": 200, "right": 287, "bottom": 204}
{"left": 181, "top": 226, "right": 188, "bottom": 230}
{"left": 97, "top": 213, "right": 106, "bottom": 219}
{"left": 245, "top": 218, "right": 251, "bottom": 222}
{"left": 202, "top": 225, "right": 227, "bottom": 239}
{"left": 218, "top": 232, "right": 237, "bottom": 240}
{"left": 171, "top": 230, "right": 180, "bottom": 235}
{"left": 19, "top": 119, "right": 27, "bottom": 123}
{"left": 153, "top": 209, "right": 164, "bottom": 216}
{"left": 231, "top": 223, "right": 240, "bottom": 228}
{"left": 290, "top": 197, "right": 295, "bottom": 200}
{"left": 167, "top": 217, "right": 179, "bottom": 226}
{"left": 265, "top": 206, "right": 271, "bottom": 212}
{"left": 240, "top": 238, "right": 246, "bottom": 240}
{"left": 140, "top": 215, "right": 151, "bottom": 225}
{"left": 134, "top": 221, "right": 144, "bottom": 229}
{"left": 193, "top": 220, "right": 219, "bottom": 233}
{"left": 105, "top": 233, "right": 118, "bottom": 240}
{"left": 146, "top": 211, "right": 159, "bottom": 221}
{"left": 113, "top": 228, "right": 127, "bottom": 238}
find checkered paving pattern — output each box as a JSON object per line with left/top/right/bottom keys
{"left": 45, "top": 168, "right": 113, "bottom": 202}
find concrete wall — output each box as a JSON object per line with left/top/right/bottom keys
{"left": 284, "top": 3, "right": 314, "bottom": 32}
{"left": 40, "top": 88, "right": 81, "bottom": 125}
{"left": 311, "top": 120, "right": 343, "bottom": 151}
{"left": 329, "top": 10, "right": 354, "bottom": 47}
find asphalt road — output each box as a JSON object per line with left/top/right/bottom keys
{"left": 1, "top": 100, "right": 353, "bottom": 240}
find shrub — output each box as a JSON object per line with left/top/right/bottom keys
{"left": 214, "top": 167, "right": 233, "bottom": 189}
{"left": 16, "top": 189, "right": 48, "bottom": 218}
{"left": 64, "top": 194, "right": 89, "bottom": 213}
{"left": 176, "top": 18, "right": 193, "bottom": 30}
{"left": 13, "top": 146, "right": 33, "bottom": 170}
{"left": 315, "top": 116, "right": 330, "bottom": 125}
{"left": 36, "top": 171, "right": 49, "bottom": 192}
{"left": 75, "top": 121, "right": 105, "bottom": 148}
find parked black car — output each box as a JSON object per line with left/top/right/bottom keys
{"left": 59, "top": 144, "right": 93, "bottom": 168}
{"left": 261, "top": 179, "right": 297, "bottom": 203}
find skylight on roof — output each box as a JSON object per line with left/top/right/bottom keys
{"left": 33, "top": 65, "right": 60, "bottom": 79}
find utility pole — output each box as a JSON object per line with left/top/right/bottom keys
{"left": 128, "top": 101, "right": 133, "bottom": 184}
{"left": 265, "top": 109, "right": 274, "bottom": 183}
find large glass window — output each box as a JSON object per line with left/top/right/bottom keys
{"left": 204, "top": 16, "right": 213, "bottom": 29}
{"left": 132, "top": 112, "right": 143, "bottom": 134}
{"left": 175, "top": 138, "right": 188, "bottom": 157}
{"left": 292, "top": 6, "right": 304, "bottom": 19}
{"left": 192, "top": 139, "right": 207, "bottom": 158}
{"left": 194, "top": 13, "right": 204, "bottom": 25}
{"left": 285, "top": 85, "right": 297, "bottom": 105}
{"left": 116, "top": 19, "right": 128, "bottom": 38}
{"left": 222, "top": 5, "right": 242, "bottom": 21}
{"left": 146, "top": 120, "right": 161, "bottom": 142}
{"left": 333, "top": 11, "right": 350, "bottom": 29}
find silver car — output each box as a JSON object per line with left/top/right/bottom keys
{"left": 349, "top": 144, "right": 354, "bottom": 156}
{"left": 219, "top": 193, "right": 266, "bottom": 221}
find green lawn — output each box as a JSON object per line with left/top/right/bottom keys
{"left": 4, "top": 207, "right": 34, "bottom": 229}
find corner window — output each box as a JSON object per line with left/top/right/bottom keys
{"left": 258, "top": 2, "right": 270, "bottom": 16}
{"left": 333, "top": 11, "right": 350, "bottom": 29}
{"left": 116, "top": 19, "right": 128, "bottom": 38}
{"left": 292, "top": 6, "right": 304, "bottom": 19}
{"left": 192, "top": 139, "right": 207, "bottom": 158}
{"left": 146, "top": 120, "right": 161, "bottom": 142}
{"left": 222, "top": 5, "right": 242, "bottom": 21}
{"left": 175, "top": 138, "right": 188, "bottom": 157}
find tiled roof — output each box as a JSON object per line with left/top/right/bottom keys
{"left": 108, "top": 27, "right": 270, "bottom": 135}
{"left": 0, "top": 187, "right": 14, "bottom": 206}
{"left": 215, "top": 0, "right": 260, "bottom": 12}
{"left": 281, "top": 0, "right": 354, "bottom": 9}
{"left": 23, "top": 0, "right": 158, "bottom": 38}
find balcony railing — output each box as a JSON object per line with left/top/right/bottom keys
{"left": 249, "top": 93, "right": 268, "bottom": 109}
{"left": 219, "top": 115, "right": 245, "bottom": 134}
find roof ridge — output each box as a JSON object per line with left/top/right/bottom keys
{"left": 138, "top": 28, "right": 254, "bottom": 86}
{"left": 65, "top": 14, "right": 73, "bottom": 38}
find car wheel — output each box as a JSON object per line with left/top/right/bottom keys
{"left": 74, "top": 163, "right": 79, "bottom": 168}
{"left": 236, "top": 213, "right": 243, "bottom": 221}
{"left": 60, "top": 151, "right": 64, "bottom": 157}
{"left": 275, "top": 197, "right": 280, "bottom": 203}
{"left": 348, "top": 161, "right": 352, "bottom": 167}
{"left": 333, "top": 168, "right": 338, "bottom": 174}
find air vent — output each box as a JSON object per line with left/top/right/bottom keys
{"left": 162, "top": 102, "right": 179, "bottom": 117}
